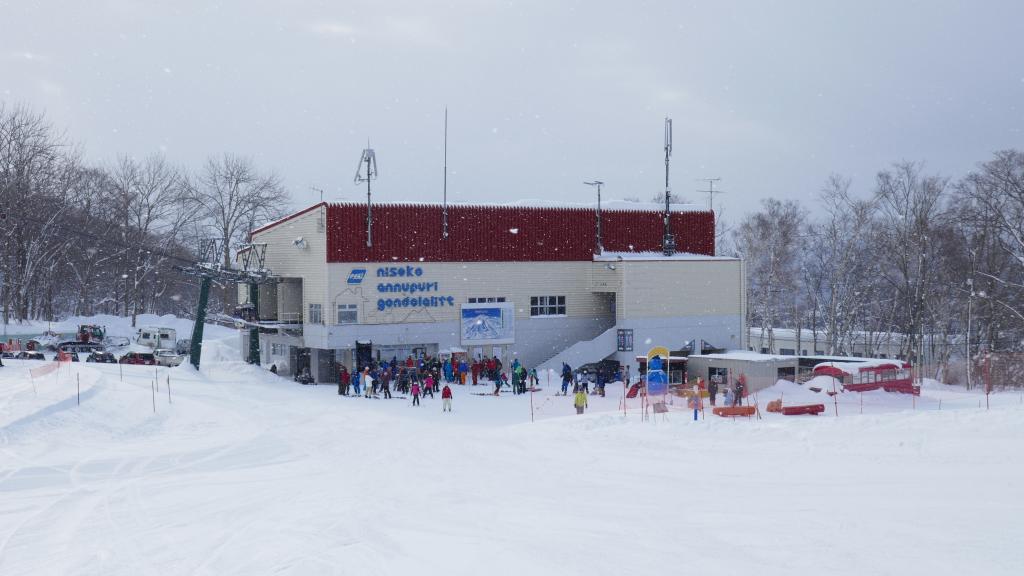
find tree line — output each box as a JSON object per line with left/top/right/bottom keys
{"left": 731, "top": 152, "right": 1024, "bottom": 381}
{"left": 0, "top": 103, "right": 289, "bottom": 326}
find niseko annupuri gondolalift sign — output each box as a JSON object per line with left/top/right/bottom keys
{"left": 371, "top": 266, "right": 456, "bottom": 312}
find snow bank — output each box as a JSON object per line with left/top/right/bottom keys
{"left": 1, "top": 340, "right": 1022, "bottom": 575}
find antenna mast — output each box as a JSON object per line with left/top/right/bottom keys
{"left": 354, "top": 144, "right": 378, "bottom": 247}
{"left": 697, "top": 177, "right": 724, "bottom": 212}
{"left": 442, "top": 108, "right": 449, "bottom": 239}
{"left": 584, "top": 180, "right": 604, "bottom": 254}
{"left": 662, "top": 118, "right": 676, "bottom": 256}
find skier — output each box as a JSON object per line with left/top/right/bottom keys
{"left": 423, "top": 374, "right": 435, "bottom": 399}
{"left": 363, "top": 368, "right": 374, "bottom": 398}
{"left": 353, "top": 367, "right": 364, "bottom": 396}
{"left": 411, "top": 381, "right": 421, "bottom": 406}
{"left": 338, "top": 365, "right": 350, "bottom": 396}
{"left": 471, "top": 359, "right": 481, "bottom": 385}
{"left": 441, "top": 383, "right": 453, "bottom": 412}
{"left": 561, "top": 363, "right": 573, "bottom": 396}
{"left": 528, "top": 367, "right": 538, "bottom": 388}
{"left": 734, "top": 376, "right": 745, "bottom": 407}
{"left": 574, "top": 388, "right": 588, "bottom": 415}
{"left": 459, "top": 358, "right": 469, "bottom": 385}
{"left": 706, "top": 376, "right": 717, "bottom": 407}
{"left": 381, "top": 368, "right": 392, "bottom": 399}
{"left": 511, "top": 366, "right": 521, "bottom": 395}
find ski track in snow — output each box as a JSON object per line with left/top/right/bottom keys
{"left": 0, "top": 346, "right": 1022, "bottom": 575}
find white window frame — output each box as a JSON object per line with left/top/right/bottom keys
{"left": 468, "top": 297, "right": 507, "bottom": 304}
{"left": 308, "top": 303, "right": 322, "bottom": 325}
{"left": 530, "top": 295, "right": 566, "bottom": 317}
{"left": 337, "top": 303, "right": 358, "bottom": 325}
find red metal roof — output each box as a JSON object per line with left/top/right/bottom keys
{"left": 324, "top": 203, "right": 714, "bottom": 263}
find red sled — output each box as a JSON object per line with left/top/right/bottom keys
{"left": 626, "top": 383, "right": 642, "bottom": 398}
{"left": 781, "top": 404, "right": 825, "bottom": 416}
{"left": 712, "top": 406, "right": 756, "bottom": 417}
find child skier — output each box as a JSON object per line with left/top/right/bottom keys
{"left": 574, "top": 388, "right": 588, "bottom": 415}
{"left": 441, "top": 384, "right": 452, "bottom": 412}
{"left": 410, "top": 381, "right": 421, "bottom": 406}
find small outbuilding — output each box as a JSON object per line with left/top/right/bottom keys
{"left": 686, "top": 351, "right": 799, "bottom": 395}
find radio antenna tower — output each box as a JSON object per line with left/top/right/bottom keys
{"left": 354, "top": 143, "right": 378, "bottom": 247}
{"left": 442, "top": 108, "right": 449, "bottom": 239}
{"left": 697, "top": 177, "right": 724, "bottom": 212}
{"left": 584, "top": 180, "right": 604, "bottom": 254}
{"left": 662, "top": 118, "right": 676, "bottom": 256}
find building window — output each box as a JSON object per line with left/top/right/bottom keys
{"left": 337, "top": 303, "right": 357, "bottom": 324}
{"left": 780, "top": 348, "right": 795, "bottom": 355}
{"left": 530, "top": 295, "right": 566, "bottom": 317}
{"left": 468, "top": 297, "right": 506, "bottom": 303}
{"left": 308, "top": 303, "right": 322, "bottom": 324}
{"left": 270, "top": 343, "right": 286, "bottom": 356}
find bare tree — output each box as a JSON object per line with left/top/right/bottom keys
{"left": 0, "top": 104, "right": 77, "bottom": 321}
{"left": 109, "top": 154, "right": 193, "bottom": 326}
{"left": 188, "top": 154, "right": 288, "bottom": 311}
{"left": 734, "top": 198, "right": 807, "bottom": 351}
{"left": 873, "top": 161, "right": 950, "bottom": 362}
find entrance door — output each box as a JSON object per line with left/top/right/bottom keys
{"left": 355, "top": 341, "right": 373, "bottom": 370}
{"left": 290, "top": 346, "right": 311, "bottom": 377}
{"left": 317, "top": 349, "right": 336, "bottom": 384}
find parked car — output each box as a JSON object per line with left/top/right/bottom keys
{"left": 86, "top": 351, "right": 117, "bottom": 364}
{"left": 119, "top": 352, "right": 157, "bottom": 366}
{"left": 58, "top": 341, "right": 104, "bottom": 354}
{"left": 175, "top": 339, "right": 191, "bottom": 355}
{"left": 1, "top": 351, "right": 15, "bottom": 359}
{"left": 15, "top": 351, "right": 46, "bottom": 361}
{"left": 154, "top": 349, "right": 185, "bottom": 367}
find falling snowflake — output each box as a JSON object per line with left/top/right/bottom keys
{"left": 509, "top": 228, "right": 519, "bottom": 234}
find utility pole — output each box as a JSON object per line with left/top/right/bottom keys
{"left": 584, "top": 180, "right": 604, "bottom": 254}
{"left": 697, "top": 177, "right": 725, "bottom": 212}
{"left": 354, "top": 145, "right": 378, "bottom": 247}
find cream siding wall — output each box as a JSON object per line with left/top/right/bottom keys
{"left": 250, "top": 207, "right": 328, "bottom": 324}
{"left": 327, "top": 261, "right": 613, "bottom": 326}
{"left": 619, "top": 260, "right": 742, "bottom": 319}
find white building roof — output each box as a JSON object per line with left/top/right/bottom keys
{"left": 689, "top": 351, "right": 794, "bottom": 362}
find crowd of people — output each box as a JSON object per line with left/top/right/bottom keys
{"left": 292, "top": 354, "right": 750, "bottom": 417}
{"left": 330, "top": 354, "right": 550, "bottom": 410}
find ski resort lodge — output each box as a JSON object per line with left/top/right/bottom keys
{"left": 237, "top": 201, "right": 746, "bottom": 383}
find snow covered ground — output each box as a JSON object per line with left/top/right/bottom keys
{"left": 1, "top": 328, "right": 1022, "bottom": 575}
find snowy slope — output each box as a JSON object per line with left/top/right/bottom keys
{"left": 0, "top": 334, "right": 1022, "bottom": 575}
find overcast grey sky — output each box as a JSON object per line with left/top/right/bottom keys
{"left": 2, "top": 0, "right": 1022, "bottom": 220}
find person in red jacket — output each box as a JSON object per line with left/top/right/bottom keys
{"left": 441, "top": 384, "right": 453, "bottom": 412}
{"left": 338, "top": 365, "right": 351, "bottom": 396}
{"left": 471, "top": 360, "right": 481, "bottom": 385}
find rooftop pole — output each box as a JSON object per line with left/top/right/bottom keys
{"left": 443, "top": 107, "right": 449, "bottom": 239}
{"left": 584, "top": 180, "right": 605, "bottom": 254}
{"left": 354, "top": 144, "right": 378, "bottom": 247}
{"left": 662, "top": 118, "right": 675, "bottom": 256}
